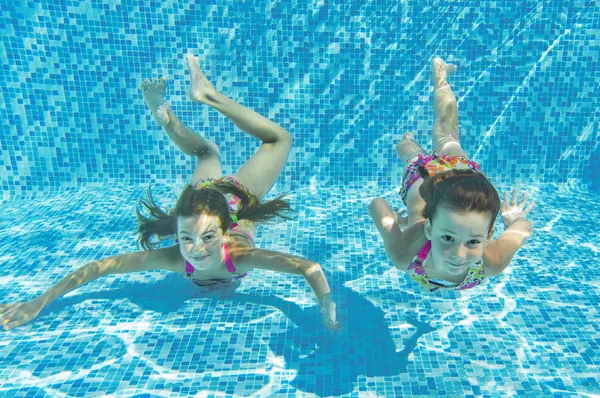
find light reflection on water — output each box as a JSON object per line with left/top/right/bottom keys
{"left": 0, "top": 184, "right": 598, "bottom": 396}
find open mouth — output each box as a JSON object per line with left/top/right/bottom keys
{"left": 192, "top": 255, "right": 209, "bottom": 262}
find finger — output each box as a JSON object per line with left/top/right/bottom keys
{"left": 523, "top": 201, "right": 535, "bottom": 215}
{"left": 512, "top": 188, "right": 518, "bottom": 206}
{"left": 0, "top": 307, "right": 15, "bottom": 320}
{"left": 518, "top": 193, "right": 529, "bottom": 208}
{"left": 5, "top": 320, "right": 22, "bottom": 331}
{"left": 4, "top": 317, "right": 19, "bottom": 331}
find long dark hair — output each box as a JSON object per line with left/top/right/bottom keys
{"left": 136, "top": 180, "right": 294, "bottom": 250}
{"left": 418, "top": 167, "right": 501, "bottom": 237}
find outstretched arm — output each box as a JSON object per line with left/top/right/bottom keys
{"left": 230, "top": 246, "right": 340, "bottom": 330}
{"left": 368, "top": 198, "right": 414, "bottom": 270}
{"left": 0, "top": 246, "right": 180, "bottom": 331}
{"left": 483, "top": 188, "right": 534, "bottom": 276}
{"left": 483, "top": 219, "right": 532, "bottom": 276}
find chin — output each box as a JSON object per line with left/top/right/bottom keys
{"left": 445, "top": 262, "right": 468, "bottom": 274}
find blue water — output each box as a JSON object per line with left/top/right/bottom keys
{"left": 1, "top": 1, "right": 599, "bottom": 397}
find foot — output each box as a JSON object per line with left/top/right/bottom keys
{"left": 431, "top": 57, "right": 457, "bottom": 87}
{"left": 140, "top": 77, "right": 170, "bottom": 126}
{"left": 396, "top": 131, "right": 425, "bottom": 163}
{"left": 185, "top": 54, "right": 218, "bottom": 104}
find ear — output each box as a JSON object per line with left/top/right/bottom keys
{"left": 424, "top": 218, "right": 432, "bottom": 240}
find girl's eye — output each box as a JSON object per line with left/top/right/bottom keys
{"left": 203, "top": 235, "right": 215, "bottom": 242}
{"left": 468, "top": 240, "right": 481, "bottom": 246}
{"left": 181, "top": 237, "right": 192, "bottom": 242}
{"left": 441, "top": 235, "right": 453, "bottom": 242}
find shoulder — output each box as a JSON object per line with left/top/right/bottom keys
{"left": 380, "top": 219, "right": 428, "bottom": 272}
{"left": 112, "top": 245, "right": 185, "bottom": 275}
{"left": 144, "top": 245, "right": 186, "bottom": 274}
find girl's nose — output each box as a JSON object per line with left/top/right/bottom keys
{"left": 453, "top": 243, "right": 468, "bottom": 259}
{"left": 192, "top": 241, "right": 207, "bottom": 252}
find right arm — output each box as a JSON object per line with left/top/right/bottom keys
{"left": 1, "top": 246, "right": 181, "bottom": 331}
{"left": 369, "top": 198, "right": 422, "bottom": 271}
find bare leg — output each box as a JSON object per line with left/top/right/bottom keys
{"left": 431, "top": 57, "right": 468, "bottom": 158}
{"left": 185, "top": 54, "right": 292, "bottom": 200}
{"left": 395, "top": 132, "right": 428, "bottom": 225}
{"left": 140, "top": 78, "right": 222, "bottom": 180}
{"left": 396, "top": 132, "right": 427, "bottom": 166}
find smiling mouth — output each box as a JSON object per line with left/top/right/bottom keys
{"left": 192, "top": 255, "right": 209, "bottom": 261}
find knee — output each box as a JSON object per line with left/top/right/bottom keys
{"left": 442, "top": 99, "right": 457, "bottom": 116}
{"left": 193, "top": 141, "right": 220, "bottom": 160}
{"left": 281, "top": 131, "right": 293, "bottom": 149}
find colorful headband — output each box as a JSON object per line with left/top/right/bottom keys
{"left": 193, "top": 179, "right": 215, "bottom": 190}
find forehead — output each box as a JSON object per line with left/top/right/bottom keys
{"left": 432, "top": 207, "right": 490, "bottom": 236}
{"left": 177, "top": 213, "right": 221, "bottom": 232}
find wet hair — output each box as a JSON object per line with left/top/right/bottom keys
{"left": 418, "top": 167, "right": 501, "bottom": 237}
{"left": 136, "top": 180, "right": 294, "bottom": 250}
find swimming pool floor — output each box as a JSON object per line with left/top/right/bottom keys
{"left": 0, "top": 183, "right": 598, "bottom": 397}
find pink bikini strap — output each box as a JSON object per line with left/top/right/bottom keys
{"left": 230, "top": 222, "right": 255, "bottom": 245}
{"left": 185, "top": 261, "right": 194, "bottom": 274}
{"left": 223, "top": 242, "right": 236, "bottom": 273}
{"left": 416, "top": 240, "right": 431, "bottom": 262}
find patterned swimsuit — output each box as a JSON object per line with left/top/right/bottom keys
{"left": 406, "top": 240, "right": 488, "bottom": 292}
{"left": 399, "top": 151, "right": 483, "bottom": 204}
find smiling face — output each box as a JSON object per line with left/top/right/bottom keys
{"left": 424, "top": 206, "right": 491, "bottom": 277}
{"left": 177, "top": 213, "right": 225, "bottom": 271}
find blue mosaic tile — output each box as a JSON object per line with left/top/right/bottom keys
{"left": 1, "top": 0, "right": 599, "bottom": 396}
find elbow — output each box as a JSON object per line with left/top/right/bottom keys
{"left": 369, "top": 198, "right": 388, "bottom": 217}
{"left": 369, "top": 197, "right": 384, "bottom": 210}
{"left": 302, "top": 261, "right": 325, "bottom": 280}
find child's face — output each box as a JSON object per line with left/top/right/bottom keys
{"left": 424, "top": 207, "right": 491, "bottom": 276}
{"left": 177, "top": 213, "right": 225, "bottom": 270}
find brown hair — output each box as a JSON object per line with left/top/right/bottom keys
{"left": 418, "top": 167, "right": 500, "bottom": 237}
{"left": 136, "top": 180, "right": 294, "bottom": 250}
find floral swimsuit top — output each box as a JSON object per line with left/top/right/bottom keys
{"left": 407, "top": 241, "right": 488, "bottom": 292}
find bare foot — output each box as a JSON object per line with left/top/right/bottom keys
{"left": 185, "top": 54, "right": 218, "bottom": 104}
{"left": 140, "top": 77, "right": 170, "bottom": 126}
{"left": 396, "top": 131, "right": 425, "bottom": 163}
{"left": 431, "top": 57, "right": 457, "bottom": 87}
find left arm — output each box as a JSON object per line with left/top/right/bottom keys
{"left": 230, "top": 245, "right": 339, "bottom": 330}
{"left": 483, "top": 218, "right": 533, "bottom": 277}
{"left": 484, "top": 188, "right": 535, "bottom": 277}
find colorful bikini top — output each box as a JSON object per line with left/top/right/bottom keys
{"left": 406, "top": 240, "right": 488, "bottom": 292}
{"left": 184, "top": 223, "right": 254, "bottom": 287}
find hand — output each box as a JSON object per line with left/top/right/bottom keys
{"left": 501, "top": 188, "right": 534, "bottom": 228}
{"left": 0, "top": 299, "right": 43, "bottom": 331}
{"left": 319, "top": 293, "right": 341, "bottom": 331}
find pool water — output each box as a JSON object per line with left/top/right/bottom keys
{"left": 1, "top": 1, "right": 599, "bottom": 397}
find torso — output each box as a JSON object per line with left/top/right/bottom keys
{"left": 393, "top": 221, "right": 490, "bottom": 288}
